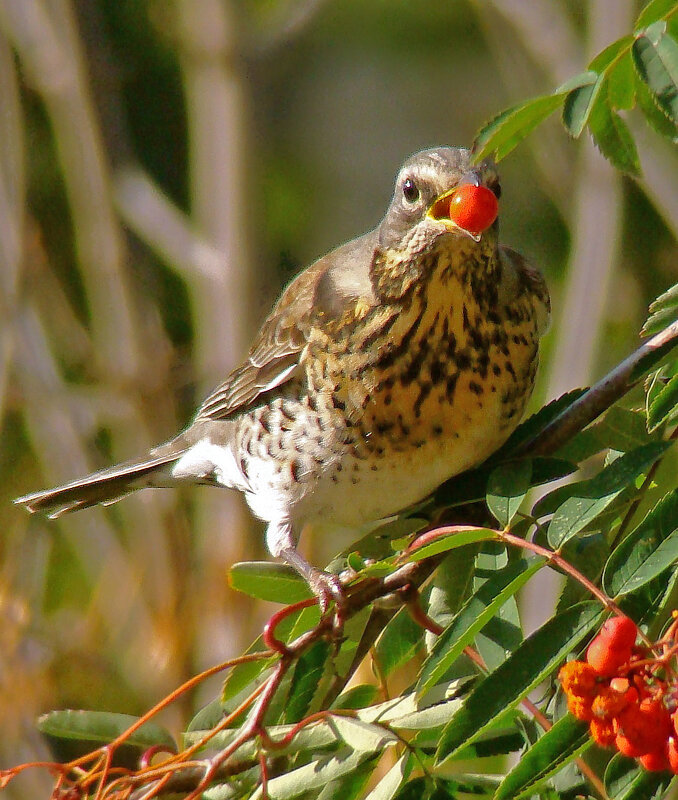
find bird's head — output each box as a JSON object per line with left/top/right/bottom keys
{"left": 378, "top": 147, "right": 501, "bottom": 256}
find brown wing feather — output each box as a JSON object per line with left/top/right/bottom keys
{"left": 196, "top": 232, "right": 378, "bottom": 421}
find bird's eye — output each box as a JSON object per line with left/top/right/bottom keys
{"left": 402, "top": 177, "right": 420, "bottom": 203}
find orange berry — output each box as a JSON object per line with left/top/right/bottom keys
{"left": 447, "top": 185, "right": 498, "bottom": 235}
{"left": 586, "top": 636, "right": 629, "bottom": 677}
{"left": 567, "top": 693, "right": 594, "bottom": 721}
{"left": 614, "top": 698, "right": 671, "bottom": 756}
{"left": 592, "top": 687, "right": 631, "bottom": 719}
{"left": 559, "top": 661, "right": 598, "bottom": 697}
{"left": 590, "top": 718, "right": 616, "bottom": 748}
{"left": 667, "top": 737, "right": 678, "bottom": 774}
{"left": 638, "top": 750, "right": 670, "bottom": 772}
{"left": 599, "top": 616, "right": 638, "bottom": 651}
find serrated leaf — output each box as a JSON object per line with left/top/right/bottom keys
{"left": 473, "top": 93, "right": 570, "bottom": 162}
{"left": 316, "top": 761, "right": 374, "bottom": 800}
{"left": 635, "top": 0, "right": 677, "bottom": 29}
{"left": 406, "top": 526, "right": 498, "bottom": 561}
{"left": 333, "top": 684, "right": 379, "bottom": 711}
{"left": 648, "top": 371, "right": 678, "bottom": 430}
{"left": 417, "top": 558, "right": 543, "bottom": 695}
{"left": 604, "top": 752, "right": 671, "bottom": 800}
{"left": 546, "top": 441, "right": 671, "bottom": 549}
{"left": 228, "top": 562, "right": 312, "bottom": 603}
{"left": 435, "top": 602, "right": 602, "bottom": 763}
{"left": 603, "top": 489, "right": 678, "bottom": 596}
{"left": 38, "top": 710, "right": 175, "bottom": 751}
{"left": 495, "top": 715, "right": 591, "bottom": 800}
{"left": 588, "top": 96, "right": 641, "bottom": 175}
{"left": 486, "top": 460, "right": 532, "bottom": 527}
{"left": 563, "top": 73, "right": 604, "bottom": 137}
{"left": 363, "top": 754, "right": 410, "bottom": 800}
{"left": 285, "top": 640, "right": 331, "bottom": 723}
{"left": 633, "top": 21, "right": 678, "bottom": 124}
{"left": 330, "top": 716, "right": 398, "bottom": 752}
{"left": 252, "top": 749, "right": 372, "bottom": 800}
{"left": 642, "top": 283, "right": 678, "bottom": 336}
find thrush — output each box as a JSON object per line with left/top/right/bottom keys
{"left": 16, "top": 147, "right": 550, "bottom": 607}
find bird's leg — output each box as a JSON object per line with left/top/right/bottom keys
{"left": 267, "top": 521, "right": 345, "bottom": 615}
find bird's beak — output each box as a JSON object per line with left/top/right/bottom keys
{"left": 426, "top": 168, "right": 495, "bottom": 242}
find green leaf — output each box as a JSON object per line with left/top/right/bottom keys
{"left": 331, "top": 716, "right": 399, "bottom": 751}
{"left": 228, "top": 562, "right": 312, "bottom": 603}
{"left": 38, "top": 709, "right": 175, "bottom": 748}
{"left": 316, "top": 761, "right": 374, "bottom": 800}
{"left": 253, "top": 749, "right": 374, "bottom": 800}
{"left": 417, "top": 558, "right": 543, "bottom": 695}
{"left": 648, "top": 371, "right": 678, "bottom": 431}
{"left": 435, "top": 602, "right": 602, "bottom": 763}
{"left": 588, "top": 96, "right": 641, "bottom": 175}
{"left": 636, "top": 0, "right": 677, "bottom": 29}
{"left": 486, "top": 461, "right": 532, "bottom": 527}
{"left": 406, "top": 526, "right": 498, "bottom": 561}
{"left": 608, "top": 51, "right": 637, "bottom": 109}
{"left": 363, "top": 754, "right": 410, "bottom": 800}
{"left": 603, "top": 489, "right": 678, "bottom": 597}
{"left": 38, "top": 710, "right": 176, "bottom": 764}
{"left": 633, "top": 21, "right": 678, "bottom": 123}
{"left": 375, "top": 607, "right": 424, "bottom": 678}
{"left": 563, "top": 73, "right": 604, "bottom": 137}
{"left": 497, "top": 389, "right": 588, "bottom": 457}
{"left": 642, "top": 283, "right": 678, "bottom": 336}
{"left": 333, "top": 684, "right": 379, "bottom": 711}
{"left": 546, "top": 441, "right": 671, "bottom": 549}
{"left": 604, "top": 752, "right": 672, "bottom": 800}
{"left": 473, "top": 93, "right": 570, "bottom": 162}
{"left": 589, "top": 36, "right": 634, "bottom": 72}
{"left": 495, "top": 715, "right": 591, "bottom": 800}
{"left": 285, "top": 640, "right": 331, "bottom": 723}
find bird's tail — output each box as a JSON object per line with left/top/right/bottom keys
{"left": 14, "top": 448, "right": 185, "bottom": 518}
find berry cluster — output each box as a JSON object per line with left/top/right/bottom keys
{"left": 559, "top": 614, "right": 678, "bottom": 773}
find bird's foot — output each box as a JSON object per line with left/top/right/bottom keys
{"left": 308, "top": 567, "right": 346, "bottom": 618}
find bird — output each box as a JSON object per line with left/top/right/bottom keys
{"left": 15, "top": 146, "right": 550, "bottom": 609}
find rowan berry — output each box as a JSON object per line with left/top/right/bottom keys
{"left": 638, "top": 749, "right": 670, "bottom": 772}
{"left": 558, "top": 661, "right": 597, "bottom": 697}
{"left": 589, "top": 718, "right": 616, "bottom": 748}
{"left": 667, "top": 737, "right": 678, "bottom": 774}
{"left": 592, "top": 686, "right": 631, "bottom": 719}
{"left": 447, "top": 185, "right": 498, "bottom": 235}
{"left": 567, "top": 693, "right": 594, "bottom": 722}
{"left": 586, "top": 635, "right": 629, "bottom": 677}
{"left": 599, "top": 616, "right": 638, "bottom": 651}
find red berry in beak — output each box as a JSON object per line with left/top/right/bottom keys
{"left": 447, "top": 184, "right": 498, "bottom": 235}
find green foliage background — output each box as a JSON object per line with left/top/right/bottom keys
{"left": 0, "top": 1, "right": 676, "bottom": 797}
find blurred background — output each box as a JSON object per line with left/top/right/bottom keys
{"left": 0, "top": 0, "right": 676, "bottom": 794}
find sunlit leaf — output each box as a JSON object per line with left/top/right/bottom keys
{"left": 417, "top": 558, "right": 543, "bottom": 695}
{"left": 648, "top": 371, "right": 678, "bottom": 431}
{"left": 363, "top": 754, "right": 410, "bottom": 800}
{"left": 228, "top": 562, "right": 312, "bottom": 603}
{"left": 473, "top": 91, "right": 577, "bottom": 162}
{"left": 545, "top": 441, "right": 671, "bottom": 549}
{"left": 38, "top": 709, "right": 175, "bottom": 750}
{"left": 603, "top": 489, "right": 678, "bottom": 597}
{"left": 642, "top": 283, "right": 678, "bottom": 336}
{"left": 607, "top": 51, "right": 637, "bottom": 109}
{"left": 633, "top": 21, "right": 678, "bottom": 123}
{"left": 375, "top": 607, "right": 424, "bottom": 677}
{"left": 435, "top": 603, "right": 601, "bottom": 762}
{"left": 495, "top": 715, "right": 591, "bottom": 800}
{"left": 406, "top": 526, "right": 497, "bottom": 560}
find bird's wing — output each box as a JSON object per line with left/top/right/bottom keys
{"left": 499, "top": 245, "right": 551, "bottom": 336}
{"left": 196, "top": 232, "right": 377, "bottom": 421}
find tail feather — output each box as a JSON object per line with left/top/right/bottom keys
{"left": 14, "top": 451, "right": 184, "bottom": 518}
